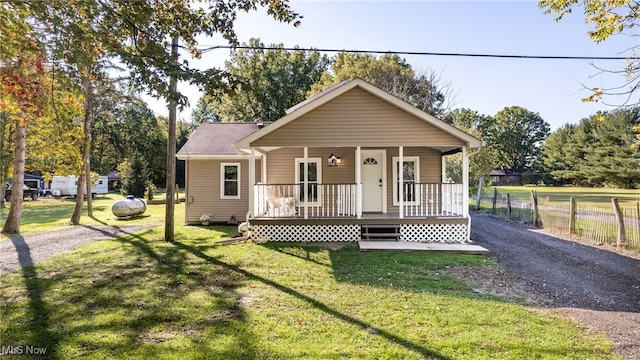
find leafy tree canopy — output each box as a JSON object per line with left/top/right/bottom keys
{"left": 311, "top": 52, "right": 449, "bottom": 116}
{"left": 442, "top": 108, "right": 496, "bottom": 183}
{"left": 192, "top": 38, "right": 328, "bottom": 123}
{"left": 481, "top": 106, "right": 550, "bottom": 170}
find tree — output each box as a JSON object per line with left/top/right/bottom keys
{"left": 310, "top": 52, "right": 452, "bottom": 116}
{"left": 0, "top": 4, "right": 49, "bottom": 234}
{"left": 18, "top": 0, "right": 302, "bottom": 240}
{"left": 92, "top": 95, "right": 167, "bottom": 186}
{"left": 582, "top": 109, "right": 640, "bottom": 187}
{"left": 542, "top": 109, "right": 640, "bottom": 188}
{"left": 482, "top": 106, "right": 550, "bottom": 170}
{"left": 442, "top": 108, "right": 496, "bottom": 184}
{"left": 120, "top": 152, "right": 151, "bottom": 198}
{"left": 539, "top": 0, "right": 640, "bottom": 104}
{"left": 541, "top": 123, "right": 576, "bottom": 185}
{"left": 193, "top": 38, "right": 328, "bottom": 123}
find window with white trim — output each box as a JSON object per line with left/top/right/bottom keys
{"left": 220, "top": 163, "right": 241, "bottom": 199}
{"left": 392, "top": 156, "right": 419, "bottom": 205}
{"left": 295, "top": 158, "right": 322, "bottom": 204}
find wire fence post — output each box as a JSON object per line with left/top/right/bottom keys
{"left": 530, "top": 190, "right": 539, "bottom": 227}
{"left": 611, "top": 198, "right": 625, "bottom": 248}
{"left": 491, "top": 188, "right": 497, "bottom": 214}
{"left": 475, "top": 177, "right": 483, "bottom": 210}
{"left": 507, "top": 193, "right": 512, "bottom": 220}
{"left": 569, "top": 197, "right": 576, "bottom": 235}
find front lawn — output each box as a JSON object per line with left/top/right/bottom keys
{"left": 0, "top": 193, "right": 172, "bottom": 236}
{"left": 0, "top": 226, "right": 615, "bottom": 359}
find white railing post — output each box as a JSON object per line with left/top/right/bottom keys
{"left": 303, "top": 147, "right": 309, "bottom": 219}
{"left": 399, "top": 146, "right": 404, "bottom": 219}
{"left": 249, "top": 147, "right": 256, "bottom": 219}
{"left": 356, "top": 146, "right": 362, "bottom": 219}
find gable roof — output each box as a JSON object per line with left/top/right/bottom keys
{"left": 176, "top": 122, "right": 265, "bottom": 159}
{"left": 236, "top": 78, "right": 482, "bottom": 150}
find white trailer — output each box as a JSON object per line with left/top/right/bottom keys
{"left": 49, "top": 175, "right": 109, "bottom": 198}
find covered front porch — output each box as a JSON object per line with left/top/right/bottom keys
{"left": 244, "top": 143, "right": 471, "bottom": 243}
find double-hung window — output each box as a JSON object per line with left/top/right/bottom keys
{"left": 392, "top": 156, "right": 419, "bottom": 205}
{"left": 295, "top": 158, "right": 321, "bottom": 205}
{"left": 220, "top": 163, "right": 240, "bottom": 199}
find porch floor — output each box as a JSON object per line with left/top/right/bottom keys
{"left": 358, "top": 241, "right": 488, "bottom": 254}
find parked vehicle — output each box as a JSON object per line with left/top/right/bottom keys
{"left": 44, "top": 175, "right": 109, "bottom": 198}
{"left": 5, "top": 184, "right": 40, "bottom": 201}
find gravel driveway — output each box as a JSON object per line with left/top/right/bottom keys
{"left": 471, "top": 214, "right": 640, "bottom": 360}
{"left": 0, "top": 225, "right": 155, "bottom": 273}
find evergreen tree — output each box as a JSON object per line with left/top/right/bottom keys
{"left": 542, "top": 124, "right": 576, "bottom": 185}
{"left": 121, "top": 152, "right": 150, "bottom": 198}
{"left": 583, "top": 109, "right": 640, "bottom": 188}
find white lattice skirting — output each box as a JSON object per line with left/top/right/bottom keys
{"left": 401, "top": 224, "right": 468, "bottom": 243}
{"left": 251, "top": 224, "right": 360, "bottom": 242}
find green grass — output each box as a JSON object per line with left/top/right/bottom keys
{"left": 0, "top": 193, "right": 173, "bottom": 236}
{"left": 0, "top": 225, "right": 616, "bottom": 359}
{"left": 484, "top": 186, "right": 640, "bottom": 210}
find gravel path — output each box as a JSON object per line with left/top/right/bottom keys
{"left": 471, "top": 214, "right": 640, "bottom": 360}
{"left": 0, "top": 225, "right": 156, "bottom": 273}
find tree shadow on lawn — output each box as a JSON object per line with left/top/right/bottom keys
{"left": 2, "top": 229, "right": 262, "bottom": 359}
{"left": 174, "top": 241, "right": 451, "bottom": 360}
{"left": 262, "top": 242, "right": 494, "bottom": 300}
{"left": 3, "top": 234, "right": 62, "bottom": 359}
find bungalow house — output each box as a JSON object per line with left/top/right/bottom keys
{"left": 177, "top": 79, "right": 482, "bottom": 243}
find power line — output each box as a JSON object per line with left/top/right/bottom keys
{"left": 194, "top": 45, "right": 630, "bottom": 61}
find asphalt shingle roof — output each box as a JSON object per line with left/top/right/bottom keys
{"left": 177, "top": 122, "right": 265, "bottom": 156}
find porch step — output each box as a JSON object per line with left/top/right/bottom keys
{"left": 361, "top": 224, "right": 401, "bottom": 241}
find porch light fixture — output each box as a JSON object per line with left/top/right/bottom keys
{"left": 328, "top": 154, "right": 341, "bottom": 166}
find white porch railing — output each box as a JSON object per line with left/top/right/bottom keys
{"left": 254, "top": 183, "right": 464, "bottom": 219}
{"left": 254, "top": 184, "right": 357, "bottom": 218}
{"left": 401, "top": 183, "right": 465, "bottom": 217}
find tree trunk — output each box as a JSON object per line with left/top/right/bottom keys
{"left": 71, "top": 71, "right": 93, "bottom": 224}
{"left": 0, "top": 111, "right": 5, "bottom": 209}
{"left": 84, "top": 71, "right": 94, "bottom": 217}
{"left": 164, "top": 35, "right": 178, "bottom": 242}
{"left": 1, "top": 122, "right": 26, "bottom": 234}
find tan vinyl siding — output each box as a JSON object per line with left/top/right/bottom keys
{"left": 185, "top": 158, "right": 261, "bottom": 224}
{"left": 265, "top": 147, "right": 355, "bottom": 184}
{"left": 263, "top": 146, "right": 442, "bottom": 213}
{"left": 252, "top": 87, "right": 464, "bottom": 148}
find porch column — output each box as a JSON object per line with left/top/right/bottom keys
{"left": 303, "top": 146, "right": 309, "bottom": 219}
{"left": 399, "top": 146, "right": 404, "bottom": 219}
{"left": 442, "top": 154, "right": 447, "bottom": 183}
{"left": 462, "top": 145, "right": 469, "bottom": 217}
{"left": 462, "top": 145, "right": 470, "bottom": 241}
{"left": 261, "top": 151, "right": 267, "bottom": 184}
{"left": 355, "top": 146, "right": 362, "bottom": 219}
{"left": 249, "top": 147, "right": 256, "bottom": 219}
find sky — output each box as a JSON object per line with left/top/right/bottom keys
{"left": 143, "top": 0, "right": 636, "bottom": 131}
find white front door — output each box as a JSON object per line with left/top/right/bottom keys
{"left": 360, "top": 150, "right": 385, "bottom": 212}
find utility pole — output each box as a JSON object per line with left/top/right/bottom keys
{"left": 165, "top": 34, "right": 178, "bottom": 242}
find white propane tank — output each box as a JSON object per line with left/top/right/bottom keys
{"left": 112, "top": 195, "right": 147, "bottom": 218}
